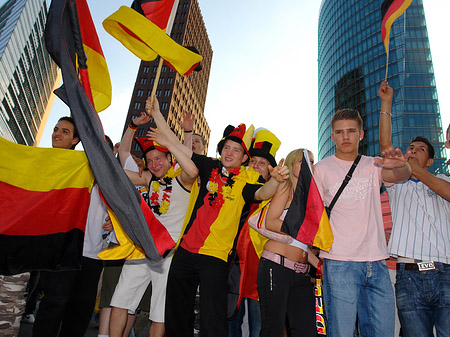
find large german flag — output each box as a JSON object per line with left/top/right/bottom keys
{"left": 103, "top": 5, "right": 202, "bottom": 76}
{"left": 281, "top": 150, "right": 333, "bottom": 252}
{"left": 0, "top": 138, "right": 95, "bottom": 275}
{"left": 381, "top": 0, "right": 412, "bottom": 54}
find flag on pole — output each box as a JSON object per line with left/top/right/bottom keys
{"left": 0, "top": 138, "right": 95, "bottom": 275}
{"left": 103, "top": 5, "right": 203, "bottom": 76}
{"left": 281, "top": 150, "right": 333, "bottom": 252}
{"left": 381, "top": 0, "right": 413, "bottom": 54}
{"left": 132, "top": 0, "right": 175, "bottom": 30}
{"left": 45, "top": 0, "right": 175, "bottom": 261}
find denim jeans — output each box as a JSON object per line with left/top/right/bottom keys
{"left": 396, "top": 263, "right": 450, "bottom": 337}
{"left": 228, "top": 298, "right": 261, "bottom": 337}
{"left": 322, "top": 259, "right": 395, "bottom": 337}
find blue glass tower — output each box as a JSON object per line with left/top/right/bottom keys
{"left": 0, "top": 0, "right": 58, "bottom": 146}
{"left": 318, "top": 0, "right": 447, "bottom": 174}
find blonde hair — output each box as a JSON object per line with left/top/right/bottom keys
{"left": 283, "top": 149, "right": 304, "bottom": 194}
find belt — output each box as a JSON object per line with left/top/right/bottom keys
{"left": 396, "top": 259, "right": 450, "bottom": 271}
{"left": 261, "top": 250, "right": 310, "bottom": 274}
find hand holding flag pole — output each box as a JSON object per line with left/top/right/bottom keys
{"left": 381, "top": 0, "right": 412, "bottom": 80}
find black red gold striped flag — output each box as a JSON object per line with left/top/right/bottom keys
{"left": 0, "top": 138, "right": 95, "bottom": 275}
{"left": 381, "top": 0, "right": 412, "bottom": 54}
{"left": 281, "top": 150, "right": 333, "bottom": 251}
{"left": 45, "top": 0, "right": 175, "bottom": 261}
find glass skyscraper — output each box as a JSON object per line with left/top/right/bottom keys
{"left": 0, "top": 0, "right": 58, "bottom": 146}
{"left": 318, "top": 0, "right": 447, "bottom": 174}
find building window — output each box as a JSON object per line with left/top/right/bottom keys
{"left": 150, "top": 78, "right": 155, "bottom": 85}
{"left": 138, "top": 128, "right": 146, "bottom": 137}
{"left": 167, "top": 77, "right": 173, "bottom": 84}
{"left": 134, "top": 102, "right": 141, "bottom": 110}
{"left": 153, "top": 66, "right": 158, "bottom": 73}
{"left": 161, "top": 102, "right": 169, "bottom": 110}
{"left": 164, "top": 89, "right": 171, "bottom": 97}
{"left": 143, "top": 66, "right": 150, "bottom": 73}
{"left": 137, "top": 89, "right": 144, "bottom": 97}
{"left": 147, "top": 90, "right": 152, "bottom": 97}
{"left": 161, "top": 66, "right": 167, "bottom": 72}
{"left": 159, "top": 78, "right": 165, "bottom": 84}
{"left": 140, "top": 77, "right": 147, "bottom": 84}
{"left": 183, "top": 3, "right": 189, "bottom": 9}
{"left": 156, "top": 89, "right": 162, "bottom": 97}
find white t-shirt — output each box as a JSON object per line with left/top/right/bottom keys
{"left": 314, "top": 155, "right": 388, "bottom": 261}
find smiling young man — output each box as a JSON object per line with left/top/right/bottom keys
{"left": 312, "top": 106, "right": 411, "bottom": 337}
{"left": 379, "top": 81, "right": 450, "bottom": 336}
{"left": 51, "top": 116, "right": 80, "bottom": 149}
{"left": 144, "top": 97, "right": 288, "bottom": 337}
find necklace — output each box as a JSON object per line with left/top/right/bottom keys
{"left": 207, "top": 167, "right": 240, "bottom": 208}
{"left": 149, "top": 176, "right": 173, "bottom": 215}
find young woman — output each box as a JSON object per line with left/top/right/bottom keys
{"left": 257, "top": 149, "right": 316, "bottom": 337}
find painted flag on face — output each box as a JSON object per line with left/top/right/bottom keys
{"left": 381, "top": 0, "right": 412, "bottom": 54}
{"left": 45, "top": 0, "right": 175, "bottom": 261}
{"left": 0, "top": 138, "right": 95, "bottom": 275}
{"left": 102, "top": 5, "right": 202, "bottom": 76}
{"left": 281, "top": 150, "right": 333, "bottom": 252}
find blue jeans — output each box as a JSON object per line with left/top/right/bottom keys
{"left": 228, "top": 298, "right": 261, "bottom": 337}
{"left": 396, "top": 263, "right": 450, "bottom": 337}
{"left": 322, "top": 259, "right": 395, "bottom": 337}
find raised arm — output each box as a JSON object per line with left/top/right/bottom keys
{"left": 147, "top": 128, "right": 198, "bottom": 186}
{"left": 377, "top": 147, "right": 411, "bottom": 183}
{"left": 254, "top": 159, "right": 289, "bottom": 201}
{"left": 378, "top": 80, "right": 394, "bottom": 152}
{"left": 145, "top": 96, "right": 193, "bottom": 158}
{"left": 118, "top": 112, "right": 151, "bottom": 167}
{"left": 408, "top": 157, "right": 450, "bottom": 202}
{"left": 178, "top": 110, "right": 194, "bottom": 151}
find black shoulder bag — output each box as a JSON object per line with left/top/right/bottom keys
{"left": 325, "top": 155, "right": 361, "bottom": 218}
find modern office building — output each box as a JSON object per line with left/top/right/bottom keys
{"left": 318, "top": 0, "right": 448, "bottom": 173}
{"left": 0, "top": 0, "right": 59, "bottom": 146}
{"left": 123, "top": 0, "right": 213, "bottom": 156}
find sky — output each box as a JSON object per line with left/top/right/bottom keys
{"left": 38, "top": 0, "right": 449, "bottom": 163}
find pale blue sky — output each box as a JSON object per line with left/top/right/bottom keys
{"left": 38, "top": 0, "right": 449, "bottom": 162}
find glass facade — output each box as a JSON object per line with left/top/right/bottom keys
{"left": 0, "top": 0, "right": 58, "bottom": 145}
{"left": 318, "top": 0, "right": 447, "bottom": 174}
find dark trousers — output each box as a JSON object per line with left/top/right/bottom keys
{"left": 165, "top": 247, "right": 228, "bottom": 337}
{"left": 32, "top": 257, "right": 103, "bottom": 337}
{"left": 257, "top": 258, "right": 315, "bottom": 337}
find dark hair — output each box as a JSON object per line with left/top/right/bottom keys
{"left": 331, "top": 109, "right": 363, "bottom": 130}
{"left": 57, "top": 116, "right": 80, "bottom": 149}
{"left": 105, "top": 135, "right": 114, "bottom": 151}
{"left": 410, "top": 136, "right": 434, "bottom": 159}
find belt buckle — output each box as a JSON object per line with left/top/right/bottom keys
{"left": 417, "top": 261, "right": 436, "bottom": 271}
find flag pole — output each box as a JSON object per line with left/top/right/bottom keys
{"left": 385, "top": 47, "right": 389, "bottom": 81}
{"left": 150, "top": 0, "right": 180, "bottom": 99}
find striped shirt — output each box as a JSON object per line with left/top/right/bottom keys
{"left": 386, "top": 175, "right": 450, "bottom": 264}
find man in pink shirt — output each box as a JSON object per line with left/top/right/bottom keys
{"left": 313, "top": 108, "right": 411, "bottom": 337}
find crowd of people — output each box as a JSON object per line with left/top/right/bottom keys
{"left": 0, "top": 80, "right": 449, "bottom": 337}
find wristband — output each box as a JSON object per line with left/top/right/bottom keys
{"left": 184, "top": 130, "right": 192, "bottom": 133}
{"left": 381, "top": 111, "right": 391, "bottom": 116}
{"left": 128, "top": 121, "right": 138, "bottom": 131}
{"left": 316, "top": 260, "right": 322, "bottom": 277}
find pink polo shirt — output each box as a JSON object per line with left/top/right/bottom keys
{"left": 314, "top": 155, "right": 389, "bottom": 262}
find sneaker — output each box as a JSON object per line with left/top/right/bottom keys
{"left": 22, "top": 314, "right": 35, "bottom": 324}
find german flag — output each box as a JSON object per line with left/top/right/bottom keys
{"left": 45, "top": 0, "right": 173, "bottom": 261}
{"left": 281, "top": 150, "right": 333, "bottom": 252}
{"left": 381, "top": 0, "right": 412, "bottom": 54}
{"left": 132, "top": 0, "right": 175, "bottom": 30}
{"left": 103, "top": 5, "right": 202, "bottom": 76}
{"left": 0, "top": 138, "right": 95, "bottom": 275}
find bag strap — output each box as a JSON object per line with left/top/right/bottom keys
{"left": 327, "top": 154, "right": 361, "bottom": 212}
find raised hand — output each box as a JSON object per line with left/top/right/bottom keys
{"left": 268, "top": 158, "right": 289, "bottom": 183}
{"left": 178, "top": 110, "right": 194, "bottom": 131}
{"left": 375, "top": 147, "right": 407, "bottom": 169}
{"left": 133, "top": 111, "right": 152, "bottom": 126}
{"left": 145, "top": 96, "right": 161, "bottom": 118}
{"left": 147, "top": 127, "right": 171, "bottom": 148}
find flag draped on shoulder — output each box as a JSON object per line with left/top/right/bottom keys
{"left": 281, "top": 150, "right": 333, "bottom": 252}
{"left": 381, "top": 0, "right": 412, "bottom": 54}
{"left": 103, "top": 2, "right": 203, "bottom": 76}
{"left": 45, "top": 0, "right": 174, "bottom": 261}
{"left": 0, "top": 138, "right": 94, "bottom": 275}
